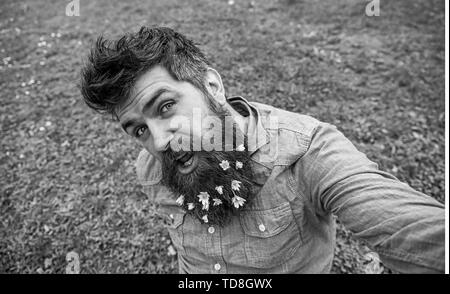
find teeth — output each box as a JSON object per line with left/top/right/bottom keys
{"left": 183, "top": 156, "right": 194, "bottom": 166}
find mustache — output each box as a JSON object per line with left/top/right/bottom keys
{"left": 162, "top": 129, "right": 247, "bottom": 163}
{"left": 161, "top": 148, "right": 195, "bottom": 163}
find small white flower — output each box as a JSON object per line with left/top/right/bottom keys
{"left": 44, "top": 258, "right": 52, "bottom": 268}
{"left": 202, "top": 199, "right": 209, "bottom": 211}
{"left": 231, "top": 180, "right": 242, "bottom": 191}
{"left": 215, "top": 185, "right": 223, "bottom": 195}
{"left": 198, "top": 192, "right": 210, "bottom": 211}
{"left": 167, "top": 245, "right": 176, "bottom": 256}
{"left": 176, "top": 195, "right": 184, "bottom": 206}
{"left": 202, "top": 215, "right": 209, "bottom": 223}
{"left": 45, "top": 121, "right": 52, "bottom": 127}
{"left": 213, "top": 198, "right": 223, "bottom": 206}
{"left": 236, "top": 144, "right": 245, "bottom": 151}
{"left": 219, "top": 160, "right": 230, "bottom": 171}
{"left": 198, "top": 192, "right": 210, "bottom": 202}
{"left": 232, "top": 195, "right": 246, "bottom": 208}
{"left": 187, "top": 203, "right": 195, "bottom": 210}
{"left": 236, "top": 161, "right": 243, "bottom": 169}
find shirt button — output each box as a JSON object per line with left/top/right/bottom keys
{"left": 208, "top": 226, "right": 215, "bottom": 234}
{"left": 258, "top": 224, "right": 266, "bottom": 232}
{"left": 214, "top": 263, "right": 221, "bottom": 271}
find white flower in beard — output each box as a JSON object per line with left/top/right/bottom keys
{"left": 197, "top": 192, "right": 210, "bottom": 211}
{"left": 198, "top": 191, "right": 210, "bottom": 202}
{"left": 202, "top": 215, "right": 209, "bottom": 223}
{"left": 235, "top": 161, "right": 243, "bottom": 169}
{"left": 213, "top": 198, "right": 223, "bottom": 206}
{"left": 232, "top": 195, "right": 246, "bottom": 208}
{"left": 231, "top": 180, "right": 242, "bottom": 191}
{"left": 176, "top": 195, "right": 184, "bottom": 206}
{"left": 236, "top": 144, "right": 245, "bottom": 151}
{"left": 215, "top": 185, "right": 223, "bottom": 195}
{"left": 187, "top": 203, "right": 195, "bottom": 210}
{"left": 202, "top": 200, "right": 209, "bottom": 211}
{"left": 219, "top": 160, "right": 230, "bottom": 170}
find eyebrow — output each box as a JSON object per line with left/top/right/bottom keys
{"left": 120, "top": 87, "right": 172, "bottom": 133}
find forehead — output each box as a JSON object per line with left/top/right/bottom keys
{"left": 116, "top": 66, "right": 176, "bottom": 118}
{"left": 133, "top": 65, "right": 175, "bottom": 95}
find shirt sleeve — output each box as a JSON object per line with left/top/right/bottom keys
{"left": 293, "top": 122, "right": 445, "bottom": 273}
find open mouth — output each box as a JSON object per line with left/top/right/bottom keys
{"left": 175, "top": 152, "right": 198, "bottom": 174}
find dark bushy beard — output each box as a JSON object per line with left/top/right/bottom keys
{"left": 160, "top": 108, "right": 256, "bottom": 227}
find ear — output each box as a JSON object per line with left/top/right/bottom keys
{"left": 204, "top": 68, "right": 226, "bottom": 105}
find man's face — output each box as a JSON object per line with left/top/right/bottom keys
{"left": 118, "top": 65, "right": 212, "bottom": 161}
{"left": 117, "top": 66, "right": 255, "bottom": 226}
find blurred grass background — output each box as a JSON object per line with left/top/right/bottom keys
{"left": 0, "top": 0, "right": 445, "bottom": 273}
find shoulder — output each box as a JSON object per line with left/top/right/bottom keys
{"left": 249, "top": 101, "right": 324, "bottom": 166}
{"left": 250, "top": 101, "right": 321, "bottom": 136}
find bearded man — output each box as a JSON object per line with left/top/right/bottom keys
{"left": 80, "top": 26, "right": 445, "bottom": 274}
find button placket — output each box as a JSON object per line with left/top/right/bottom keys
{"left": 205, "top": 225, "right": 226, "bottom": 273}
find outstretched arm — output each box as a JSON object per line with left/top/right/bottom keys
{"left": 293, "top": 122, "right": 445, "bottom": 273}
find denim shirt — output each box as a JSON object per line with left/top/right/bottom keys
{"left": 135, "top": 96, "right": 445, "bottom": 274}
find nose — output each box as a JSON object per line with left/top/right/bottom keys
{"left": 147, "top": 122, "right": 173, "bottom": 152}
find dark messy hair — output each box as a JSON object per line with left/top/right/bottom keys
{"left": 80, "top": 26, "right": 211, "bottom": 118}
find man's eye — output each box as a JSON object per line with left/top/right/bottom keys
{"left": 135, "top": 126, "right": 147, "bottom": 138}
{"left": 160, "top": 102, "right": 175, "bottom": 114}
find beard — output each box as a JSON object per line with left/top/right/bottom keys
{"left": 160, "top": 103, "right": 256, "bottom": 227}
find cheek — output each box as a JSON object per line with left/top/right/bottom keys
{"left": 142, "top": 143, "right": 161, "bottom": 161}
{"left": 171, "top": 116, "right": 204, "bottom": 140}
{"left": 172, "top": 99, "right": 215, "bottom": 146}
{"left": 191, "top": 126, "right": 203, "bottom": 141}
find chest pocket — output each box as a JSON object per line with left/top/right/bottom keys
{"left": 240, "top": 202, "right": 301, "bottom": 268}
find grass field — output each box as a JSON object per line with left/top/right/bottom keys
{"left": 0, "top": 0, "right": 445, "bottom": 273}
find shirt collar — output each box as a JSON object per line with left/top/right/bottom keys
{"left": 227, "top": 96, "right": 270, "bottom": 154}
